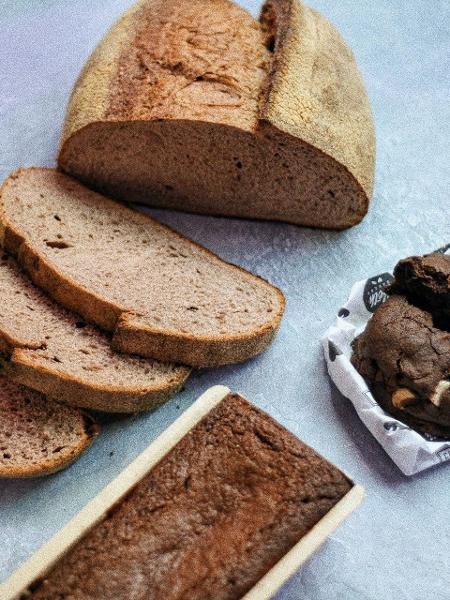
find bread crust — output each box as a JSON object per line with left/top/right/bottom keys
{"left": 0, "top": 168, "right": 285, "bottom": 368}
{"left": 112, "top": 306, "right": 282, "bottom": 368}
{"left": 3, "top": 349, "right": 189, "bottom": 413}
{"left": 59, "top": 0, "right": 375, "bottom": 229}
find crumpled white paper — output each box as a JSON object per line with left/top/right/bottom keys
{"left": 322, "top": 245, "right": 450, "bottom": 476}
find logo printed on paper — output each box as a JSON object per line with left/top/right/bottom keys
{"left": 418, "top": 431, "right": 450, "bottom": 442}
{"left": 384, "top": 420, "right": 410, "bottom": 433}
{"left": 383, "top": 422, "right": 450, "bottom": 442}
{"left": 363, "top": 273, "right": 394, "bottom": 313}
{"left": 435, "top": 243, "right": 450, "bottom": 254}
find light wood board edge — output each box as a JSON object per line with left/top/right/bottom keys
{"left": 0, "top": 384, "right": 230, "bottom": 600}
{"left": 1, "top": 384, "right": 364, "bottom": 600}
{"left": 242, "top": 484, "right": 365, "bottom": 599}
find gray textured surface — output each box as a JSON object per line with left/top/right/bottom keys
{"left": 0, "top": 0, "right": 449, "bottom": 598}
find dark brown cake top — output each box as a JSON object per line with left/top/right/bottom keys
{"left": 28, "top": 393, "right": 351, "bottom": 600}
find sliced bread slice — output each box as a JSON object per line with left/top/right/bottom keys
{"left": 0, "top": 253, "right": 189, "bottom": 412}
{"left": 58, "top": 0, "right": 375, "bottom": 229}
{"left": 0, "top": 374, "right": 98, "bottom": 478}
{"left": 0, "top": 168, "right": 285, "bottom": 367}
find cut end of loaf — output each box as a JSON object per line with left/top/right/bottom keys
{"left": 59, "top": 120, "right": 369, "bottom": 230}
{"left": 58, "top": 0, "right": 375, "bottom": 229}
{"left": 0, "top": 167, "right": 285, "bottom": 367}
{"left": 0, "top": 375, "right": 98, "bottom": 478}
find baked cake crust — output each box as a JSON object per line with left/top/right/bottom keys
{"left": 28, "top": 393, "right": 352, "bottom": 599}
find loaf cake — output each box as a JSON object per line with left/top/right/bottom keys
{"left": 352, "top": 253, "right": 450, "bottom": 436}
{"left": 0, "top": 374, "right": 98, "bottom": 478}
{"left": 0, "top": 252, "right": 189, "bottom": 412}
{"left": 58, "top": 0, "right": 375, "bottom": 229}
{"left": 5, "top": 387, "right": 361, "bottom": 599}
{"left": 0, "top": 168, "right": 285, "bottom": 367}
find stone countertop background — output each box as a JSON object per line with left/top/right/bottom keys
{"left": 0, "top": 1, "right": 449, "bottom": 598}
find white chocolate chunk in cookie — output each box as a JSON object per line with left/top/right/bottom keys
{"left": 430, "top": 380, "right": 450, "bottom": 407}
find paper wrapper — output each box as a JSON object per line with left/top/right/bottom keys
{"left": 323, "top": 245, "right": 450, "bottom": 476}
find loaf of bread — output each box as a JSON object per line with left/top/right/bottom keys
{"left": 22, "top": 392, "right": 354, "bottom": 599}
{"left": 0, "top": 252, "right": 189, "bottom": 412}
{"left": 0, "top": 168, "right": 285, "bottom": 367}
{"left": 0, "top": 374, "right": 98, "bottom": 478}
{"left": 58, "top": 0, "right": 375, "bottom": 229}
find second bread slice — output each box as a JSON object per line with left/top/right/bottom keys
{"left": 0, "top": 254, "right": 189, "bottom": 412}
{"left": 0, "top": 168, "right": 285, "bottom": 367}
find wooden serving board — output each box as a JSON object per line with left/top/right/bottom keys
{"left": 1, "top": 385, "right": 364, "bottom": 600}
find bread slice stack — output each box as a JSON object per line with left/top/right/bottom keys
{"left": 0, "top": 253, "right": 190, "bottom": 412}
{"left": 59, "top": 0, "right": 375, "bottom": 229}
{"left": 0, "top": 167, "right": 284, "bottom": 475}
{"left": 0, "top": 198, "right": 200, "bottom": 476}
{"left": 0, "top": 168, "right": 285, "bottom": 368}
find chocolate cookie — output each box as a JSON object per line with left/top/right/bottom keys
{"left": 352, "top": 294, "right": 450, "bottom": 436}
{"left": 391, "top": 253, "right": 450, "bottom": 328}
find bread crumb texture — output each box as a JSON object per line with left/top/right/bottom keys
{"left": 0, "top": 374, "right": 97, "bottom": 478}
